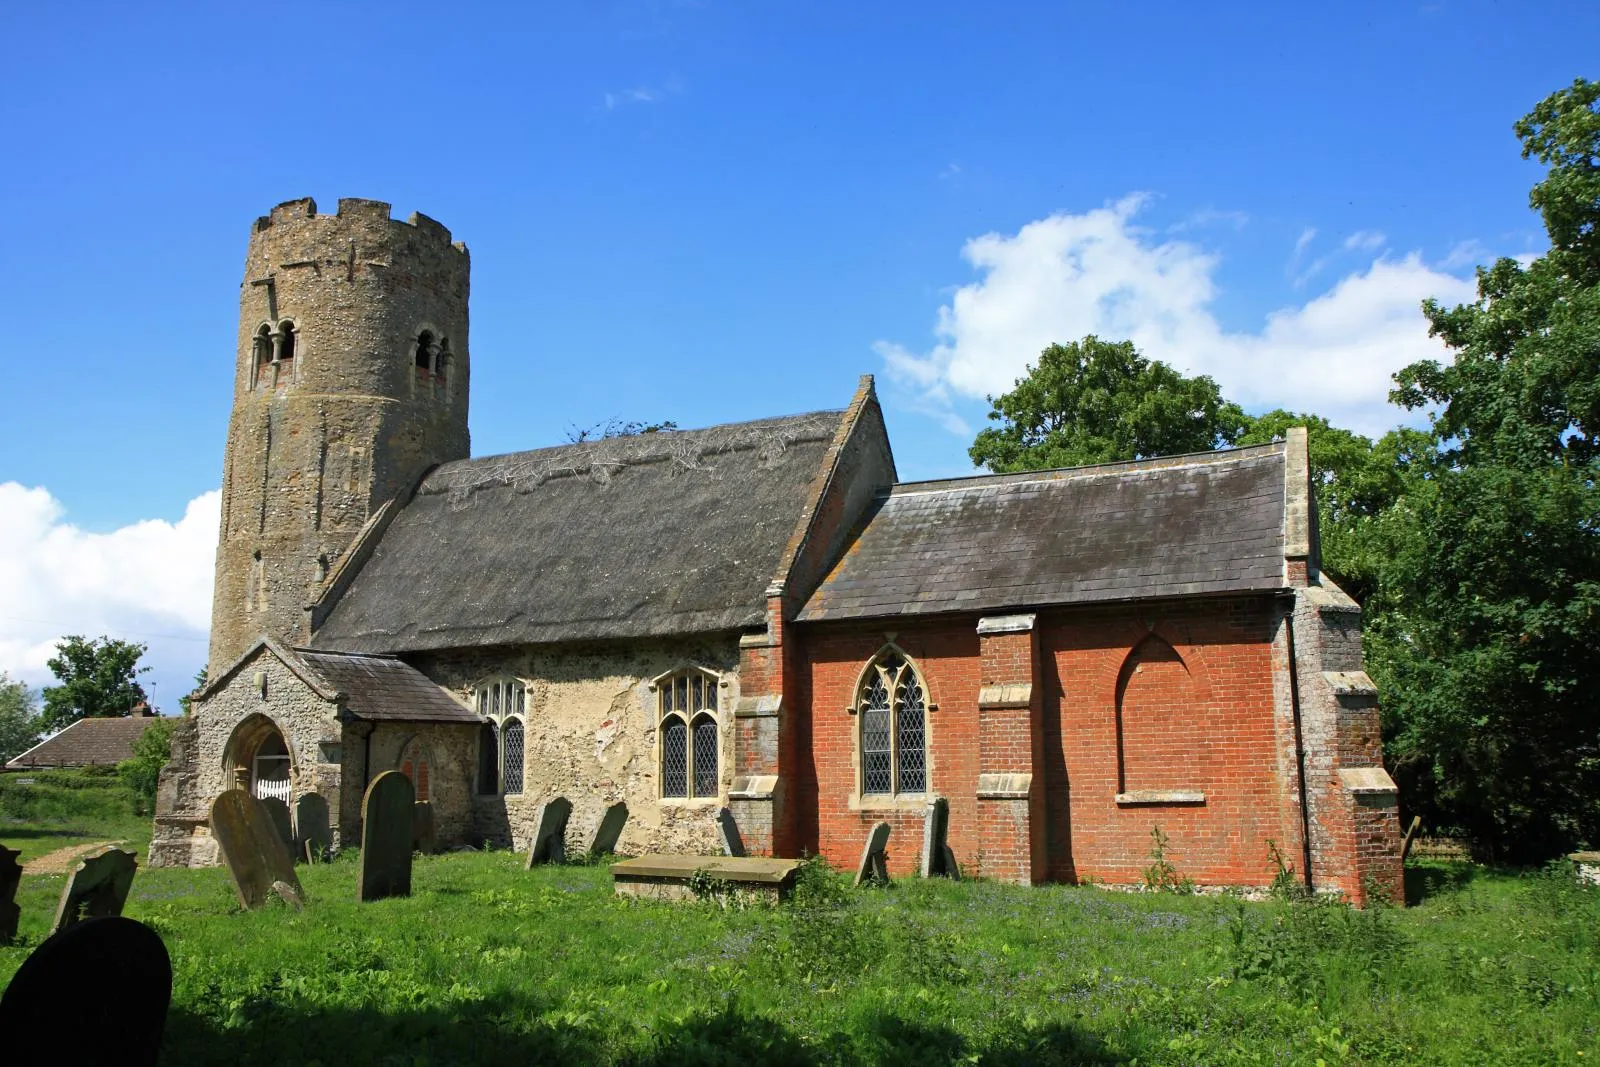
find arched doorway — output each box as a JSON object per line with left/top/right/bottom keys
{"left": 223, "top": 714, "right": 294, "bottom": 803}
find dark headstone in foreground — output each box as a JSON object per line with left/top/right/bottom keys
{"left": 0, "top": 916, "right": 171, "bottom": 1067}
{"left": 359, "top": 771, "right": 414, "bottom": 902}
{"left": 920, "top": 796, "right": 959, "bottom": 879}
{"left": 525, "top": 797, "right": 572, "bottom": 868}
{"left": 590, "top": 801, "right": 628, "bottom": 857}
{"left": 211, "top": 789, "right": 304, "bottom": 909}
{"left": 716, "top": 806, "right": 746, "bottom": 858}
{"left": 0, "top": 846, "right": 20, "bottom": 943}
{"left": 295, "top": 792, "right": 332, "bottom": 863}
{"left": 855, "top": 821, "right": 891, "bottom": 887}
{"left": 261, "top": 796, "right": 295, "bottom": 852}
{"left": 52, "top": 847, "right": 138, "bottom": 933}
{"left": 413, "top": 801, "right": 436, "bottom": 855}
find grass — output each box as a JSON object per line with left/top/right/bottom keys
{"left": 1, "top": 839, "right": 1596, "bottom": 1065}
{"left": 0, "top": 766, "right": 152, "bottom": 863}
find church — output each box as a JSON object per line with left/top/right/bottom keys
{"left": 151, "top": 197, "right": 1403, "bottom": 904}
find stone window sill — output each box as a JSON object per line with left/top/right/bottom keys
{"left": 658, "top": 797, "right": 722, "bottom": 808}
{"left": 849, "top": 793, "right": 930, "bottom": 812}
{"left": 1115, "top": 790, "right": 1205, "bottom": 806}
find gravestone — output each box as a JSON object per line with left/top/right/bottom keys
{"left": 589, "top": 801, "right": 629, "bottom": 857}
{"left": 854, "top": 821, "right": 892, "bottom": 887}
{"left": 524, "top": 797, "right": 572, "bottom": 868}
{"left": 0, "top": 845, "right": 20, "bottom": 943}
{"left": 413, "top": 801, "right": 436, "bottom": 855}
{"left": 295, "top": 792, "right": 332, "bottom": 863}
{"left": 261, "top": 796, "right": 295, "bottom": 852}
{"left": 920, "top": 796, "right": 959, "bottom": 879}
{"left": 211, "top": 789, "right": 304, "bottom": 910}
{"left": 0, "top": 916, "right": 171, "bottom": 1067}
{"left": 359, "top": 770, "right": 414, "bottom": 902}
{"left": 716, "top": 806, "right": 746, "bottom": 858}
{"left": 51, "top": 847, "right": 137, "bottom": 934}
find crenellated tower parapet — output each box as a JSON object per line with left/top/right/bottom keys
{"left": 210, "top": 197, "right": 472, "bottom": 671}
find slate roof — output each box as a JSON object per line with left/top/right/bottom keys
{"left": 295, "top": 649, "right": 481, "bottom": 724}
{"left": 313, "top": 410, "right": 844, "bottom": 653}
{"left": 797, "top": 443, "right": 1290, "bottom": 623}
{"left": 5, "top": 716, "right": 163, "bottom": 770}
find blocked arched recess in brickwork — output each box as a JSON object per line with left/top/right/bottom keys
{"left": 221, "top": 712, "right": 295, "bottom": 800}
{"left": 1114, "top": 634, "right": 1210, "bottom": 796}
{"left": 395, "top": 735, "right": 432, "bottom": 802}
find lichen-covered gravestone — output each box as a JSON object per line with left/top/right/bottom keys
{"left": 359, "top": 770, "right": 414, "bottom": 902}
{"left": 51, "top": 847, "right": 138, "bottom": 933}
{"left": 0, "top": 916, "right": 171, "bottom": 1067}
{"left": 716, "top": 806, "right": 746, "bottom": 858}
{"left": 295, "top": 792, "right": 332, "bottom": 863}
{"left": 413, "top": 801, "right": 436, "bottom": 855}
{"left": 260, "top": 796, "right": 295, "bottom": 853}
{"left": 920, "top": 796, "right": 959, "bottom": 879}
{"left": 589, "top": 801, "right": 628, "bottom": 858}
{"left": 525, "top": 797, "right": 572, "bottom": 868}
{"left": 854, "top": 821, "right": 892, "bottom": 887}
{"left": 210, "top": 789, "right": 305, "bottom": 910}
{"left": 0, "top": 845, "right": 21, "bottom": 943}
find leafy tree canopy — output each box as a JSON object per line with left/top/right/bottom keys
{"left": 41, "top": 635, "right": 151, "bottom": 732}
{"left": 0, "top": 672, "right": 42, "bottom": 764}
{"left": 969, "top": 337, "right": 1249, "bottom": 472}
{"left": 1370, "top": 78, "right": 1600, "bottom": 861}
{"left": 119, "top": 715, "right": 177, "bottom": 814}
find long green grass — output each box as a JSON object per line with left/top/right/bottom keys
{"left": 2, "top": 842, "right": 1596, "bottom": 1065}
{"left": 0, "top": 767, "right": 152, "bottom": 863}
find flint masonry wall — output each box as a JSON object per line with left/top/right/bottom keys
{"left": 150, "top": 645, "right": 343, "bottom": 867}
{"left": 410, "top": 634, "right": 742, "bottom": 857}
{"left": 211, "top": 198, "right": 471, "bottom": 671}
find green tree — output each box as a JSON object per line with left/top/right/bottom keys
{"left": 969, "top": 336, "right": 1250, "bottom": 472}
{"left": 118, "top": 715, "right": 177, "bottom": 815}
{"left": 0, "top": 672, "right": 42, "bottom": 764}
{"left": 1373, "top": 78, "right": 1600, "bottom": 861}
{"left": 40, "top": 635, "right": 151, "bottom": 733}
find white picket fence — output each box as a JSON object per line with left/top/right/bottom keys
{"left": 253, "top": 777, "right": 291, "bottom": 803}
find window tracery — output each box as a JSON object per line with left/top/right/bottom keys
{"left": 656, "top": 668, "right": 719, "bottom": 799}
{"left": 857, "top": 649, "right": 928, "bottom": 796}
{"left": 475, "top": 678, "right": 526, "bottom": 795}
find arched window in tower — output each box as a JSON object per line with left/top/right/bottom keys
{"left": 656, "top": 668, "right": 720, "bottom": 800}
{"left": 252, "top": 324, "right": 272, "bottom": 387}
{"left": 275, "top": 320, "right": 297, "bottom": 365}
{"left": 856, "top": 649, "right": 928, "bottom": 796}
{"left": 436, "top": 336, "right": 451, "bottom": 384}
{"left": 415, "top": 330, "right": 435, "bottom": 376}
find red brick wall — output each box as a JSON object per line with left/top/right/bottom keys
{"left": 799, "top": 623, "right": 982, "bottom": 877}
{"left": 796, "top": 597, "right": 1303, "bottom": 888}
{"left": 1042, "top": 599, "right": 1299, "bottom": 887}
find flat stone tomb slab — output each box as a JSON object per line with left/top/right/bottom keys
{"left": 611, "top": 854, "right": 802, "bottom": 902}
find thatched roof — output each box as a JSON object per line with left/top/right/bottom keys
{"left": 797, "top": 443, "right": 1292, "bottom": 622}
{"left": 313, "top": 410, "right": 844, "bottom": 653}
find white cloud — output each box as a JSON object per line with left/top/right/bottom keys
{"left": 604, "top": 86, "right": 662, "bottom": 109}
{"left": 0, "top": 484, "right": 217, "bottom": 708}
{"left": 877, "top": 196, "right": 1478, "bottom": 440}
{"left": 1344, "top": 230, "right": 1387, "bottom": 251}
{"left": 1441, "top": 239, "right": 1490, "bottom": 270}
{"left": 1169, "top": 207, "right": 1250, "bottom": 233}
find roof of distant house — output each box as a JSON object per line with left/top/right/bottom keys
{"left": 313, "top": 409, "right": 845, "bottom": 653}
{"left": 5, "top": 716, "right": 163, "bottom": 770}
{"left": 797, "top": 442, "right": 1292, "bottom": 622}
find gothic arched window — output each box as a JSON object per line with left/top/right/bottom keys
{"left": 475, "top": 677, "right": 526, "bottom": 796}
{"left": 857, "top": 650, "right": 928, "bottom": 796}
{"left": 415, "top": 330, "right": 435, "bottom": 373}
{"left": 657, "top": 669, "right": 719, "bottom": 799}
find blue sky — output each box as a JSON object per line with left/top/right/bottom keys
{"left": 1, "top": 1, "right": 1594, "bottom": 709}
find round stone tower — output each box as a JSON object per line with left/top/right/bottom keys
{"left": 209, "top": 197, "right": 471, "bottom": 671}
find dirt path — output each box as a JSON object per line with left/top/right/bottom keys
{"left": 22, "top": 839, "right": 126, "bottom": 875}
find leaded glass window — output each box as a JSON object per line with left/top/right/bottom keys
{"left": 475, "top": 678, "right": 526, "bottom": 796}
{"left": 857, "top": 651, "right": 930, "bottom": 797}
{"left": 658, "top": 669, "right": 721, "bottom": 800}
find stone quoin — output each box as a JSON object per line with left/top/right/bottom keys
{"left": 151, "top": 199, "right": 1402, "bottom": 905}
